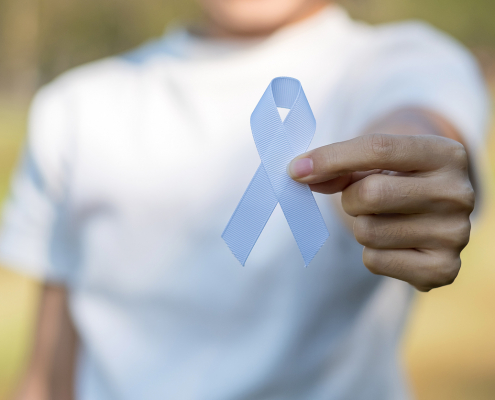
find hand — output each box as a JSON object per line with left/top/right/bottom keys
{"left": 288, "top": 133, "right": 475, "bottom": 292}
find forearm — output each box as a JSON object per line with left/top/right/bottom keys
{"left": 12, "top": 284, "right": 78, "bottom": 400}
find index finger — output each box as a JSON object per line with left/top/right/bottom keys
{"left": 288, "top": 133, "right": 466, "bottom": 184}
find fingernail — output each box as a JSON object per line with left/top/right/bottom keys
{"left": 288, "top": 158, "right": 313, "bottom": 178}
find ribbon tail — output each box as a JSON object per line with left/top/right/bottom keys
{"left": 278, "top": 180, "right": 329, "bottom": 267}
{"left": 222, "top": 165, "right": 278, "bottom": 265}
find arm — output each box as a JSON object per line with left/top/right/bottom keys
{"left": 289, "top": 108, "right": 475, "bottom": 292}
{"left": 12, "top": 282, "right": 78, "bottom": 400}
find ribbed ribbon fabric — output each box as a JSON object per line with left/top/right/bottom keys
{"left": 222, "top": 77, "right": 329, "bottom": 267}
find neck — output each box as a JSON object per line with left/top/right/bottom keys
{"left": 201, "top": 1, "right": 330, "bottom": 40}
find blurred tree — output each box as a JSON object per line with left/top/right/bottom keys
{"left": 0, "top": 0, "right": 199, "bottom": 97}
{"left": 341, "top": 0, "right": 495, "bottom": 47}
{"left": 0, "top": 0, "right": 40, "bottom": 97}
{"left": 36, "top": 0, "right": 199, "bottom": 85}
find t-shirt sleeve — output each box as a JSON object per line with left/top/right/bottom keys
{"left": 0, "top": 81, "right": 74, "bottom": 283}
{"left": 339, "top": 21, "right": 490, "bottom": 155}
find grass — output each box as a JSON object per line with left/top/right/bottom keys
{"left": 0, "top": 99, "right": 40, "bottom": 399}
{"left": 0, "top": 97, "right": 494, "bottom": 399}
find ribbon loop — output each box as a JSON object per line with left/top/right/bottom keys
{"left": 222, "top": 77, "right": 329, "bottom": 267}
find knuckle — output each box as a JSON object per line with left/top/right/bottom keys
{"left": 426, "top": 254, "right": 461, "bottom": 289}
{"left": 362, "top": 248, "right": 382, "bottom": 275}
{"left": 437, "top": 218, "right": 471, "bottom": 250}
{"left": 359, "top": 175, "right": 386, "bottom": 212}
{"left": 341, "top": 191, "right": 354, "bottom": 216}
{"left": 460, "top": 184, "right": 476, "bottom": 211}
{"left": 366, "top": 133, "right": 395, "bottom": 160}
{"left": 449, "top": 141, "right": 469, "bottom": 168}
{"left": 448, "top": 182, "right": 475, "bottom": 213}
{"left": 353, "top": 216, "right": 377, "bottom": 247}
{"left": 438, "top": 177, "right": 475, "bottom": 213}
{"left": 453, "top": 219, "right": 472, "bottom": 249}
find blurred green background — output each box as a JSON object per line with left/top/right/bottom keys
{"left": 1, "top": 0, "right": 495, "bottom": 399}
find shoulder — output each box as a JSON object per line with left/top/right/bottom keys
{"left": 341, "top": 19, "right": 486, "bottom": 97}
{"left": 28, "top": 36, "right": 178, "bottom": 159}
{"left": 336, "top": 16, "right": 483, "bottom": 89}
{"left": 367, "top": 20, "right": 477, "bottom": 67}
{"left": 339, "top": 19, "right": 489, "bottom": 152}
{"left": 37, "top": 34, "right": 178, "bottom": 103}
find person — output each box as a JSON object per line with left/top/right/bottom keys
{"left": 0, "top": 0, "right": 489, "bottom": 399}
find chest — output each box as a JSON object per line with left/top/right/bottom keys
{"left": 62, "top": 59, "right": 370, "bottom": 296}
{"left": 69, "top": 81, "right": 262, "bottom": 224}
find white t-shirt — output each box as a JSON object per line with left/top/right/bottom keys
{"left": 0, "top": 6, "right": 489, "bottom": 400}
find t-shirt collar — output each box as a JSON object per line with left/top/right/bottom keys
{"left": 162, "top": 4, "right": 352, "bottom": 60}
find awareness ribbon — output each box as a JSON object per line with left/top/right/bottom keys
{"left": 222, "top": 77, "right": 329, "bottom": 267}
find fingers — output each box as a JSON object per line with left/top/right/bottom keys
{"left": 341, "top": 173, "right": 474, "bottom": 216}
{"left": 309, "top": 170, "right": 382, "bottom": 195}
{"left": 287, "top": 132, "right": 473, "bottom": 291}
{"left": 353, "top": 214, "right": 471, "bottom": 251}
{"left": 288, "top": 133, "right": 468, "bottom": 185}
{"left": 362, "top": 248, "right": 461, "bottom": 291}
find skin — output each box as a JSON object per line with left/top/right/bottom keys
{"left": 197, "top": 0, "right": 329, "bottom": 37}
{"left": 12, "top": 284, "right": 77, "bottom": 400}
{"left": 9, "top": 0, "right": 476, "bottom": 398}
{"left": 288, "top": 109, "right": 474, "bottom": 292}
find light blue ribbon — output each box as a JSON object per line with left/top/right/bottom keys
{"left": 222, "top": 77, "right": 329, "bottom": 267}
